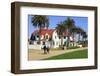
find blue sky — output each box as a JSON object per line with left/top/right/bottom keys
{"left": 28, "top": 15, "right": 88, "bottom": 38}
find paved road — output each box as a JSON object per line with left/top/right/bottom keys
{"left": 28, "top": 47, "right": 87, "bottom": 60}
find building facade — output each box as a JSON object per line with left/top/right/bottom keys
{"left": 29, "top": 28, "right": 74, "bottom": 49}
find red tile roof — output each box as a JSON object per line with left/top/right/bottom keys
{"left": 32, "top": 28, "right": 70, "bottom": 38}
{"left": 32, "top": 29, "right": 55, "bottom": 38}
{"left": 63, "top": 32, "right": 70, "bottom": 36}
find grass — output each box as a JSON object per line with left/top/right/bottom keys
{"left": 45, "top": 49, "right": 88, "bottom": 60}
{"left": 50, "top": 46, "right": 79, "bottom": 51}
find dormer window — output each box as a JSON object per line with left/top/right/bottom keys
{"left": 45, "top": 35, "right": 48, "bottom": 39}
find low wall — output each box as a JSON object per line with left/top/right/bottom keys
{"left": 28, "top": 44, "right": 42, "bottom": 50}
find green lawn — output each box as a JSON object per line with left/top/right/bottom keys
{"left": 45, "top": 49, "right": 88, "bottom": 60}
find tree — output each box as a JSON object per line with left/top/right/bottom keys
{"left": 81, "top": 31, "right": 88, "bottom": 46}
{"left": 70, "top": 26, "right": 78, "bottom": 46}
{"left": 63, "top": 17, "right": 75, "bottom": 47}
{"left": 56, "top": 22, "right": 66, "bottom": 48}
{"left": 75, "top": 27, "right": 83, "bottom": 43}
{"left": 32, "top": 15, "right": 49, "bottom": 44}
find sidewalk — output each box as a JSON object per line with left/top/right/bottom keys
{"left": 28, "top": 47, "right": 87, "bottom": 60}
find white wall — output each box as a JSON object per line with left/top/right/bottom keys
{"left": 0, "top": 0, "right": 100, "bottom": 76}
{"left": 52, "top": 30, "right": 60, "bottom": 48}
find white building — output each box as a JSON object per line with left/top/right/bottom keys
{"left": 29, "top": 28, "right": 74, "bottom": 49}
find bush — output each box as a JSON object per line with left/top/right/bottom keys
{"left": 82, "top": 43, "right": 88, "bottom": 47}
{"left": 67, "top": 46, "right": 79, "bottom": 49}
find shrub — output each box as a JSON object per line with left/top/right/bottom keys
{"left": 67, "top": 46, "right": 79, "bottom": 49}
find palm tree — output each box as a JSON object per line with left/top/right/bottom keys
{"left": 63, "top": 18, "right": 75, "bottom": 32}
{"left": 81, "top": 31, "right": 88, "bottom": 45}
{"left": 56, "top": 22, "right": 66, "bottom": 48}
{"left": 32, "top": 15, "right": 49, "bottom": 44}
{"left": 76, "top": 27, "right": 83, "bottom": 43}
{"left": 70, "top": 26, "right": 78, "bottom": 46}
{"left": 83, "top": 33, "right": 87, "bottom": 42}
{"left": 63, "top": 17, "right": 75, "bottom": 47}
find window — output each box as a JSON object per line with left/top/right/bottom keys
{"left": 56, "top": 42, "right": 58, "bottom": 45}
{"left": 43, "top": 42, "right": 45, "bottom": 45}
{"left": 37, "top": 35, "right": 39, "bottom": 38}
{"left": 45, "top": 35, "right": 48, "bottom": 39}
{"left": 64, "top": 42, "right": 66, "bottom": 46}
{"left": 64, "top": 36, "right": 66, "bottom": 39}
{"left": 59, "top": 36, "right": 61, "bottom": 39}
{"left": 53, "top": 41, "right": 55, "bottom": 45}
{"left": 55, "top": 36, "right": 56, "bottom": 39}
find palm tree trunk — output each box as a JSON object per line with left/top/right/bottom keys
{"left": 67, "top": 29, "right": 70, "bottom": 48}
{"left": 39, "top": 26, "right": 41, "bottom": 44}
{"left": 61, "top": 36, "right": 63, "bottom": 48}
{"left": 73, "top": 33, "right": 75, "bottom": 47}
{"left": 67, "top": 36, "right": 70, "bottom": 48}
{"left": 78, "top": 33, "right": 80, "bottom": 43}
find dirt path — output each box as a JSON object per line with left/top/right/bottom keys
{"left": 28, "top": 47, "right": 87, "bottom": 60}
